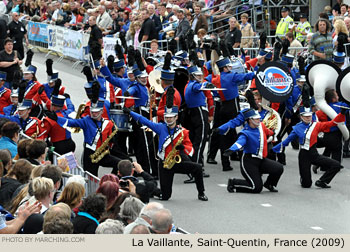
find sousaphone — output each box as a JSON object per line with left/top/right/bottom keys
{"left": 306, "top": 60, "right": 349, "bottom": 140}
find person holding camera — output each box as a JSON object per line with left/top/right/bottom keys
{"left": 117, "top": 160, "right": 159, "bottom": 203}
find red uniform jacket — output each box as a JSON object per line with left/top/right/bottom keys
{"left": 157, "top": 87, "right": 182, "bottom": 122}
{"left": 41, "top": 112, "right": 70, "bottom": 142}
{"left": 0, "top": 87, "right": 11, "bottom": 114}
{"left": 163, "top": 127, "right": 194, "bottom": 159}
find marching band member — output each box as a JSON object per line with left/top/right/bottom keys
{"left": 123, "top": 99, "right": 208, "bottom": 201}
{"left": 156, "top": 52, "right": 182, "bottom": 122}
{"left": 42, "top": 59, "right": 65, "bottom": 99}
{"left": 244, "top": 48, "right": 273, "bottom": 90}
{"left": 224, "top": 109, "right": 284, "bottom": 193}
{"left": 184, "top": 65, "right": 210, "bottom": 166}
{"left": 21, "top": 65, "right": 49, "bottom": 119}
{"left": 81, "top": 67, "right": 111, "bottom": 120}
{"left": 100, "top": 57, "right": 132, "bottom": 95}
{"left": 0, "top": 99, "right": 43, "bottom": 139}
{"left": 273, "top": 105, "right": 346, "bottom": 188}
{"left": 316, "top": 89, "right": 348, "bottom": 165}
{"left": 283, "top": 75, "right": 308, "bottom": 150}
{"left": 47, "top": 97, "right": 120, "bottom": 177}
{"left": 3, "top": 88, "right": 18, "bottom": 116}
{"left": 215, "top": 56, "right": 255, "bottom": 171}
{"left": 205, "top": 62, "right": 221, "bottom": 165}
{"left": 41, "top": 93, "right": 76, "bottom": 155}
{"left": 89, "top": 60, "right": 116, "bottom": 105}
{"left": 0, "top": 71, "right": 11, "bottom": 115}
{"left": 124, "top": 68, "right": 157, "bottom": 175}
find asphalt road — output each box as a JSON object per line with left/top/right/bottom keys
{"left": 30, "top": 51, "right": 350, "bottom": 234}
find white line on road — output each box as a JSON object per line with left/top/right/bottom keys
{"left": 261, "top": 203, "right": 272, "bottom": 207}
{"left": 310, "top": 226, "right": 324, "bottom": 230}
{"left": 218, "top": 184, "right": 227, "bottom": 187}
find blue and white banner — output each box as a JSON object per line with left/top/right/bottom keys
{"left": 27, "top": 21, "right": 48, "bottom": 43}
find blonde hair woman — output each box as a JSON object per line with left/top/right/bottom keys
{"left": 57, "top": 182, "right": 85, "bottom": 210}
{"left": 333, "top": 19, "right": 349, "bottom": 47}
{"left": 29, "top": 177, "right": 55, "bottom": 213}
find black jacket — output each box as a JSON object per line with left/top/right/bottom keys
{"left": 121, "top": 172, "right": 157, "bottom": 203}
{"left": 150, "top": 14, "right": 162, "bottom": 33}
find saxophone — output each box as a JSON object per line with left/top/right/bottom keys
{"left": 163, "top": 131, "right": 184, "bottom": 169}
{"left": 90, "top": 125, "right": 118, "bottom": 163}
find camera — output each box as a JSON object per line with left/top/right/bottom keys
{"left": 202, "top": 35, "right": 213, "bottom": 50}
{"left": 120, "top": 180, "right": 129, "bottom": 188}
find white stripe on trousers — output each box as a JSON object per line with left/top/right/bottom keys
{"left": 235, "top": 153, "right": 256, "bottom": 190}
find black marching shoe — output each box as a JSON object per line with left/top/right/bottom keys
{"left": 202, "top": 169, "right": 210, "bottom": 178}
{"left": 207, "top": 158, "right": 218, "bottom": 164}
{"left": 315, "top": 180, "right": 331, "bottom": 188}
{"left": 263, "top": 183, "right": 278, "bottom": 192}
{"left": 312, "top": 165, "right": 319, "bottom": 174}
{"left": 227, "top": 178, "right": 235, "bottom": 193}
{"left": 184, "top": 175, "right": 195, "bottom": 184}
{"left": 198, "top": 193, "right": 208, "bottom": 201}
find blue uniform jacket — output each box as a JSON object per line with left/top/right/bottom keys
{"left": 229, "top": 123, "right": 268, "bottom": 159}
{"left": 126, "top": 82, "right": 149, "bottom": 108}
{"left": 130, "top": 111, "right": 184, "bottom": 159}
{"left": 284, "top": 84, "right": 302, "bottom": 118}
{"left": 220, "top": 71, "right": 255, "bottom": 101}
{"left": 184, "top": 80, "right": 206, "bottom": 108}
{"left": 3, "top": 104, "right": 17, "bottom": 116}
{"left": 100, "top": 66, "right": 132, "bottom": 93}
{"left": 57, "top": 116, "right": 109, "bottom": 148}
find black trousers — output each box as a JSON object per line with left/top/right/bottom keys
{"left": 83, "top": 147, "right": 121, "bottom": 177}
{"left": 298, "top": 146, "right": 341, "bottom": 188}
{"left": 52, "top": 138, "right": 76, "bottom": 155}
{"left": 207, "top": 100, "right": 221, "bottom": 160}
{"left": 219, "top": 98, "right": 240, "bottom": 169}
{"left": 188, "top": 107, "right": 209, "bottom": 165}
{"left": 321, "top": 130, "right": 343, "bottom": 163}
{"left": 131, "top": 107, "right": 158, "bottom": 175}
{"left": 158, "top": 155, "right": 205, "bottom": 200}
{"left": 275, "top": 111, "right": 300, "bottom": 163}
{"left": 232, "top": 153, "right": 284, "bottom": 193}
{"left": 111, "top": 131, "right": 133, "bottom": 161}
{"left": 13, "top": 42, "right": 24, "bottom": 59}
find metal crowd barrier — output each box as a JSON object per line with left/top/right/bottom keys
{"left": 19, "top": 132, "right": 100, "bottom": 197}
{"left": 23, "top": 20, "right": 90, "bottom": 68}
{"left": 52, "top": 151, "right": 100, "bottom": 197}
{"left": 234, "top": 45, "right": 308, "bottom": 59}
{"left": 138, "top": 40, "right": 170, "bottom": 58}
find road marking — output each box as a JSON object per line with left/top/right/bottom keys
{"left": 261, "top": 203, "right": 272, "bottom": 207}
{"left": 218, "top": 184, "right": 227, "bottom": 187}
{"left": 310, "top": 226, "right": 324, "bottom": 231}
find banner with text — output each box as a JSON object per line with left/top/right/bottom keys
{"left": 47, "top": 25, "right": 65, "bottom": 54}
{"left": 102, "top": 36, "right": 121, "bottom": 61}
{"left": 27, "top": 21, "right": 48, "bottom": 43}
{"left": 62, "top": 30, "right": 84, "bottom": 60}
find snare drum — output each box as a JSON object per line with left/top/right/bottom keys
{"left": 231, "top": 58, "right": 247, "bottom": 87}
{"left": 110, "top": 109, "right": 132, "bottom": 132}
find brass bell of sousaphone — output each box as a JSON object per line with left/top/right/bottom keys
{"left": 148, "top": 68, "right": 164, "bottom": 94}
{"left": 306, "top": 60, "right": 349, "bottom": 140}
{"left": 336, "top": 67, "right": 350, "bottom": 104}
